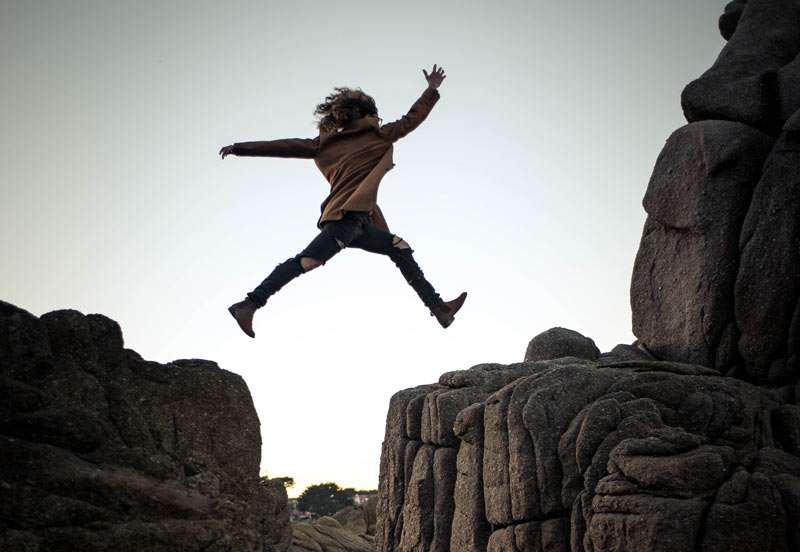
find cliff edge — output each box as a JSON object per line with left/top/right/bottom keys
{"left": 0, "top": 301, "right": 291, "bottom": 552}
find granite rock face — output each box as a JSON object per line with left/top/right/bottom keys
{"left": 0, "top": 301, "right": 291, "bottom": 552}
{"left": 376, "top": 2, "right": 800, "bottom": 550}
{"left": 630, "top": 120, "right": 774, "bottom": 370}
{"left": 682, "top": 0, "right": 800, "bottom": 132}
{"left": 735, "top": 119, "right": 800, "bottom": 384}
{"left": 633, "top": 0, "right": 800, "bottom": 385}
{"left": 376, "top": 353, "right": 800, "bottom": 552}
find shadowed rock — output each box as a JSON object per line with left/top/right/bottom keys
{"left": 630, "top": 120, "right": 774, "bottom": 369}
{"left": 0, "top": 301, "right": 290, "bottom": 552}
{"left": 735, "top": 114, "right": 800, "bottom": 384}
{"left": 682, "top": 0, "right": 800, "bottom": 132}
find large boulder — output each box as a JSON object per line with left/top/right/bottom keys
{"left": 735, "top": 114, "right": 800, "bottom": 384}
{"left": 524, "top": 327, "right": 600, "bottom": 362}
{"left": 0, "top": 301, "right": 290, "bottom": 552}
{"left": 332, "top": 497, "right": 377, "bottom": 536}
{"left": 630, "top": 120, "right": 774, "bottom": 369}
{"left": 682, "top": 0, "right": 800, "bottom": 132}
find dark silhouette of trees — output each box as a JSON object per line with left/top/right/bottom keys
{"left": 296, "top": 482, "right": 355, "bottom": 517}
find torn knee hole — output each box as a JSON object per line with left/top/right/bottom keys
{"left": 300, "top": 256, "right": 323, "bottom": 271}
{"left": 392, "top": 236, "right": 410, "bottom": 249}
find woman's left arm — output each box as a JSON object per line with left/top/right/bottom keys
{"left": 220, "top": 136, "right": 320, "bottom": 159}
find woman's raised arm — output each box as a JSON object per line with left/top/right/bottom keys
{"left": 379, "top": 64, "right": 446, "bottom": 142}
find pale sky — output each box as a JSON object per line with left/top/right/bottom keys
{"left": 1, "top": 1, "right": 726, "bottom": 497}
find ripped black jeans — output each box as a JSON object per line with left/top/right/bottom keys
{"left": 246, "top": 211, "right": 444, "bottom": 309}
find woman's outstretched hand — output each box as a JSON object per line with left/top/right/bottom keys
{"left": 423, "top": 64, "right": 446, "bottom": 89}
{"left": 219, "top": 145, "right": 234, "bottom": 159}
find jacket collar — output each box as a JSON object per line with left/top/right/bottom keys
{"left": 341, "top": 115, "right": 380, "bottom": 131}
{"left": 320, "top": 116, "right": 380, "bottom": 143}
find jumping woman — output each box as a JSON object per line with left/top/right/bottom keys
{"left": 220, "top": 63, "right": 467, "bottom": 338}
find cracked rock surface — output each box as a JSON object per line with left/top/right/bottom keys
{"left": 0, "top": 301, "right": 291, "bottom": 552}
{"left": 376, "top": 354, "right": 800, "bottom": 552}
{"left": 645, "top": 0, "right": 800, "bottom": 384}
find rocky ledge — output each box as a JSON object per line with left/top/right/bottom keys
{"left": 0, "top": 301, "right": 291, "bottom": 552}
{"left": 375, "top": 334, "right": 800, "bottom": 552}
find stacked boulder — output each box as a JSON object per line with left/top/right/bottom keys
{"left": 633, "top": 0, "right": 800, "bottom": 385}
{"left": 375, "top": 2, "right": 800, "bottom": 551}
{"left": 0, "top": 301, "right": 291, "bottom": 552}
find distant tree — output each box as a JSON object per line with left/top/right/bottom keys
{"left": 260, "top": 475, "right": 295, "bottom": 488}
{"left": 275, "top": 476, "right": 295, "bottom": 489}
{"left": 296, "top": 482, "right": 355, "bottom": 517}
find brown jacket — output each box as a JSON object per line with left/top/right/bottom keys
{"left": 232, "top": 86, "right": 441, "bottom": 232}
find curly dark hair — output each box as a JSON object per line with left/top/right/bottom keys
{"left": 314, "top": 86, "right": 381, "bottom": 132}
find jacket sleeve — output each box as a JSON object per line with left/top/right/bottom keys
{"left": 232, "top": 135, "right": 320, "bottom": 158}
{"left": 379, "top": 87, "right": 440, "bottom": 142}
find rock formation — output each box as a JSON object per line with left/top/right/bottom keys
{"left": 332, "top": 497, "right": 377, "bottom": 537}
{"left": 290, "top": 516, "right": 374, "bottom": 552}
{"left": 289, "top": 498, "right": 377, "bottom": 552}
{"left": 638, "top": 0, "right": 800, "bottom": 384}
{"left": 375, "top": 2, "right": 800, "bottom": 550}
{"left": 0, "top": 301, "right": 291, "bottom": 551}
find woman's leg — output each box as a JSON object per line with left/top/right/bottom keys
{"left": 350, "top": 223, "right": 444, "bottom": 309}
{"left": 246, "top": 215, "right": 365, "bottom": 307}
{"left": 229, "top": 215, "right": 369, "bottom": 337}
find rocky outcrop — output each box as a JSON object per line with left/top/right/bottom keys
{"left": 682, "top": 0, "right": 800, "bottom": 132}
{"left": 637, "top": 0, "right": 800, "bottom": 384}
{"left": 630, "top": 120, "right": 774, "bottom": 370}
{"left": 376, "top": 2, "right": 800, "bottom": 550}
{"left": 376, "top": 346, "right": 800, "bottom": 552}
{"left": 0, "top": 301, "right": 291, "bottom": 551}
{"left": 290, "top": 516, "right": 374, "bottom": 552}
{"left": 332, "top": 497, "right": 377, "bottom": 536}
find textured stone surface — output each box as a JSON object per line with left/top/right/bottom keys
{"left": 376, "top": 358, "right": 800, "bottom": 552}
{"left": 524, "top": 327, "right": 600, "bottom": 362}
{"left": 450, "top": 403, "right": 490, "bottom": 552}
{"left": 735, "top": 120, "right": 800, "bottom": 384}
{"left": 719, "top": 0, "right": 746, "bottom": 40}
{"left": 290, "top": 516, "right": 374, "bottom": 552}
{"left": 630, "top": 120, "right": 774, "bottom": 369}
{"left": 682, "top": 0, "right": 800, "bottom": 132}
{"left": 332, "top": 497, "right": 377, "bottom": 537}
{"left": 0, "top": 301, "right": 290, "bottom": 552}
